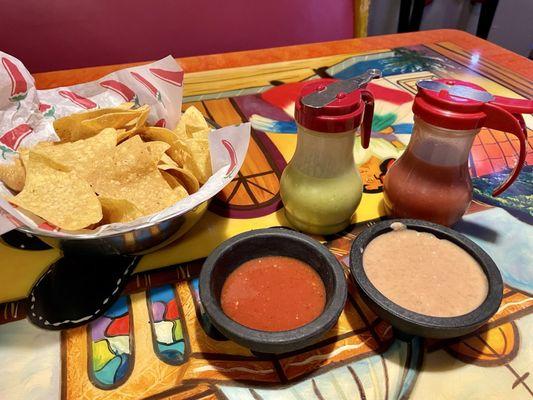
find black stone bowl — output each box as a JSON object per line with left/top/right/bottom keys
{"left": 199, "top": 228, "right": 347, "bottom": 354}
{"left": 349, "top": 219, "right": 503, "bottom": 339}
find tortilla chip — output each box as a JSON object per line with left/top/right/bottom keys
{"left": 18, "top": 148, "right": 30, "bottom": 168}
{"left": 170, "top": 144, "right": 203, "bottom": 181}
{"left": 174, "top": 184, "right": 189, "bottom": 199}
{"left": 140, "top": 126, "right": 179, "bottom": 145}
{"left": 173, "top": 121, "right": 188, "bottom": 140}
{"left": 93, "top": 168, "right": 179, "bottom": 216}
{"left": 9, "top": 154, "right": 102, "bottom": 230}
{"left": 54, "top": 109, "right": 107, "bottom": 142}
{"left": 145, "top": 141, "right": 171, "bottom": 163}
{"left": 111, "top": 135, "right": 163, "bottom": 173}
{"left": 124, "top": 105, "right": 150, "bottom": 128}
{"left": 160, "top": 170, "right": 189, "bottom": 200}
{"left": 92, "top": 136, "right": 180, "bottom": 215}
{"left": 142, "top": 121, "right": 211, "bottom": 183}
{"left": 181, "top": 106, "right": 209, "bottom": 136}
{"left": 160, "top": 170, "right": 180, "bottom": 188}
{"left": 139, "top": 127, "right": 200, "bottom": 174}
{"left": 117, "top": 128, "right": 140, "bottom": 143}
{"left": 54, "top": 106, "right": 147, "bottom": 142}
{"left": 18, "top": 142, "right": 54, "bottom": 168}
{"left": 79, "top": 112, "right": 140, "bottom": 140}
{"left": 185, "top": 138, "right": 211, "bottom": 183}
{"left": 0, "top": 157, "right": 26, "bottom": 192}
{"left": 99, "top": 197, "right": 143, "bottom": 224}
{"left": 31, "top": 128, "right": 117, "bottom": 184}
{"left": 14, "top": 102, "right": 209, "bottom": 229}
{"left": 159, "top": 153, "right": 179, "bottom": 168}
{"left": 117, "top": 105, "right": 150, "bottom": 142}
{"left": 116, "top": 129, "right": 127, "bottom": 142}
{"left": 53, "top": 107, "right": 122, "bottom": 142}
{"left": 158, "top": 164, "right": 199, "bottom": 194}
{"left": 191, "top": 128, "right": 211, "bottom": 141}
{"left": 116, "top": 102, "right": 136, "bottom": 110}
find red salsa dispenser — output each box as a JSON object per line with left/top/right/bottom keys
{"left": 384, "top": 79, "right": 532, "bottom": 226}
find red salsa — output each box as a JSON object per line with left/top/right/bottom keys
{"left": 221, "top": 256, "right": 326, "bottom": 331}
{"left": 383, "top": 148, "right": 472, "bottom": 226}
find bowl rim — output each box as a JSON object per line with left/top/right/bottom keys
{"left": 349, "top": 219, "right": 503, "bottom": 333}
{"left": 15, "top": 200, "right": 209, "bottom": 241}
{"left": 199, "top": 227, "right": 348, "bottom": 350}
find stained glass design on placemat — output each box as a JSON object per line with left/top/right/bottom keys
{"left": 87, "top": 295, "right": 134, "bottom": 388}
{"left": 146, "top": 284, "right": 189, "bottom": 365}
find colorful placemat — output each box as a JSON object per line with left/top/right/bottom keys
{"left": 0, "top": 42, "right": 531, "bottom": 399}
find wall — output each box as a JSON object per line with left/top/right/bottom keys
{"left": 487, "top": 0, "right": 533, "bottom": 57}
{"left": 0, "top": 0, "right": 354, "bottom": 72}
{"left": 368, "top": 0, "right": 532, "bottom": 57}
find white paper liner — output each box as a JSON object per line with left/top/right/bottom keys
{"left": 0, "top": 52, "right": 250, "bottom": 237}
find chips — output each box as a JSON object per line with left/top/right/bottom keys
{"left": 140, "top": 127, "right": 199, "bottom": 176}
{"left": 9, "top": 154, "right": 102, "bottom": 230}
{"left": 146, "top": 141, "right": 171, "bottom": 163}
{"left": 117, "top": 105, "right": 150, "bottom": 142}
{"left": 1, "top": 104, "right": 214, "bottom": 231}
{"left": 111, "top": 135, "right": 158, "bottom": 172}
{"left": 160, "top": 170, "right": 180, "bottom": 188}
{"left": 158, "top": 164, "right": 200, "bottom": 194}
{"left": 53, "top": 105, "right": 148, "bottom": 142}
{"left": 177, "top": 106, "right": 210, "bottom": 136}
{"left": 0, "top": 157, "right": 25, "bottom": 192}
{"left": 99, "top": 197, "right": 143, "bottom": 224}
{"left": 185, "top": 138, "right": 211, "bottom": 183}
{"left": 93, "top": 169, "right": 181, "bottom": 216}
{"left": 142, "top": 121, "right": 212, "bottom": 184}
{"left": 30, "top": 128, "right": 118, "bottom": 184}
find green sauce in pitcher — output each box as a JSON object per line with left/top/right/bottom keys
{"left": 280, "top": 75, "right": 376, "bottom": 234}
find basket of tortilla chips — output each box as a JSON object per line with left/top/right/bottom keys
{"left": 0, "top": 53, "right": 250, "bottom": 255}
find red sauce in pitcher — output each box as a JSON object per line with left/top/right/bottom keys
{"left": 383, "top": 146, "right": 472, "bottom": 226}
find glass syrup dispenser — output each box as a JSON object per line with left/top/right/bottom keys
{"left": 384, "top": 79, "right": 533, "bottom": 226}
{"left": 280, "top": 70, "right": 380, "bottom": 234}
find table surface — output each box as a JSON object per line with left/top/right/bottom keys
{"left": 33, "top": 29, "right": 533, "bottom": 88}
{"left": 0, "top": 29, "right": 532, "bottom": 400}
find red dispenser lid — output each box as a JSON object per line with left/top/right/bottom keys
{"left": 412, "top": 79, "right": 493, "bottom": 130}
{"left": 295, "top": 79, "right": 367, "bottom": 133}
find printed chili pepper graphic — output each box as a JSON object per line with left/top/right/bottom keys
{"left": 38, "top": 103, "right": 55, "bottom": 118}
{"left": 222, "top": 139, "right": 238, "bottom": 177}
{"left": 154, "top": 118, "right": 166, "bottom": 127}
{"left": 130, "top": 71, "right": 162, "bottom": 101}
{"left": 2, "top": 57, "right": 28, "bottom": 102}
{"left": 0, "top": 124, "right": 33, "bottom": 152}
{"left": 58, "top": 90, "right": 97, "bottom": 109}
{"left": 0, "top": 144, "right": 14, "bottom": 160}
{"left": 149, "top": 68, "right": 184, "bottom": 87}
{"left": 100, "top": 80, "right": 139, "bottom": 106}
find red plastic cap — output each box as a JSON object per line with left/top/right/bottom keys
{"left": 413, "top": 79, "right": 489, "bottom": 130}
{"left": 295, "top": 79, "right": 366, "bottom": 133}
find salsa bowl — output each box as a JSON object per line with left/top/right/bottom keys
{"left": 199, "top": 228, "right": 347, "bottom": 354}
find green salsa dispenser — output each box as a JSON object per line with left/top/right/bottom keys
{"left": 280, "top": 71, "right": 379, "bottom": 234}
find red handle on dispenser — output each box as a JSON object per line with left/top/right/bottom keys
{"left": 360, "top": 89, "right": 374, "bottom": 149}
{"left": 482, "top": 102, "right": 529, "bottom": 196}
{"left": 490, "top": 96, "right": 533, "bottom": 115}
